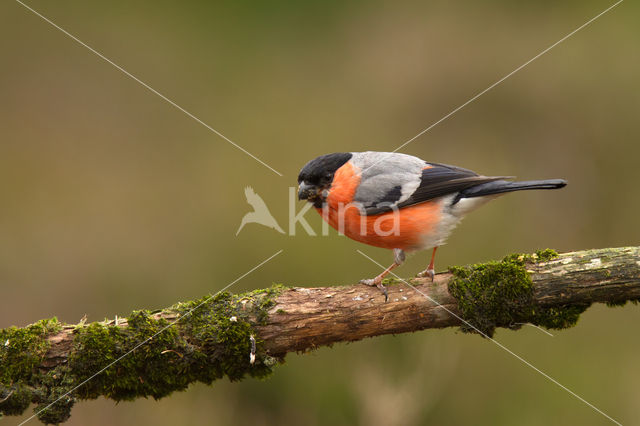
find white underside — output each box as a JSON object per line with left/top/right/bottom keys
{"left": 417, "top": 194, "right": 500, "bottom": 250}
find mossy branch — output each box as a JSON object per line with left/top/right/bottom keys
{"left": 2, "top": 247, "right": 639, "bottom": 424}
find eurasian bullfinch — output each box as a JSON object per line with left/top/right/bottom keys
{"left": 297, "top": 151, "right": 566, "bottom": 300}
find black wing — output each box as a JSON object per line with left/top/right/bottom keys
{"left": 363, "top": 163, "right": 506, "bottom": 215}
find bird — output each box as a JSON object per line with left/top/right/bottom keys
{"left": 297, "top": 151, "right": 566, "bottom": 300}
{"left": 236, "top": 186, "right": 285, "bottom": 236}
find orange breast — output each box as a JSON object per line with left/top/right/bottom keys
{"left": 316, "top": 161, "right": 441, "bottom": 251}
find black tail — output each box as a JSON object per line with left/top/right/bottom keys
{"left": 456, "top": 179, "right": 567, "bottom": 200}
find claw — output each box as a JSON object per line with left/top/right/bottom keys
{"left": 416, "top": 268, "right": 435, "bottom": 281}
{"left": 360, "top": 278, "right": 389, "bottom": 302}
{"left": 378, "top": 283, "right": 389, "bottom": 303}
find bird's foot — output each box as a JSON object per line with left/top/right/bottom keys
{"left": 359, "top": 277, "right": 388, "bottom": 302}
{"left": 416, "top": 268, "right": 435, "bottom": 281}
{"left": 359, "top": 278, "right": 378, "bottom": 286}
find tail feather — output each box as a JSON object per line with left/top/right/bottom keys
{"left": 456, "top": 179, "right": 567, "bottom": 201}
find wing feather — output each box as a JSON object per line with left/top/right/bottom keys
{"left": 362, "top": 162, "right": 506, "bottom": 215}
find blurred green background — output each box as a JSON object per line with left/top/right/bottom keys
{"left": 1, "top": 0, "right": 639, "bottom": 424}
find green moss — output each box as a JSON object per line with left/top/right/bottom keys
{"left": 0, "top": 318, "right": 61, "bottom": 384}
{"left": 68, "top": 314, "right": 188, "bottom": 401}
{"left": 448, "top": 249, "right": 587, "bottom": 337}
{"left": 1, "top": 285, "right": 287, "bottom": 424}
{"left": 606, "top": 299, "right": 640, "bottom": 308}
{"left": 33, "top": 368, "right": 76, "bottom": 425}
{"left": 501, "top": 248, "right": 559, "bottom": 264}
{"left": 0, "top": 384, "right": 32, "bottom": 416}
{"left": 381, "top": 277, "right": 401, "bottom": 287}
{"left": 68, "top": 285, "right": 286, "bottom": 404}
{"left": 173, "top": 284, "right": 285, "bottom": 381}
{"left": 0, "top": 318, "right": 62, "bottom": 418}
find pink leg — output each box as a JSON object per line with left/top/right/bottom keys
{"left": 360, "top": 249, "right": 405, "bottom": 302}
{"left": 417, "top": 247, "right": 438, "bottom": 281}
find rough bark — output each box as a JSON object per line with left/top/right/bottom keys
{"left": 1, "top": 247, "right": 638, "bottom": 424}
{"left": 258, "top": 247, "right": 640, "bottom": 355}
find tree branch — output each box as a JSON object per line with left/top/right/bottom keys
{"left": 1, "top": 247, "right": 638, "bottom": 424}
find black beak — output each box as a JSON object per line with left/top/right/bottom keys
{"left": 298, "top": 182, "right": 316, "bottom": 200}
